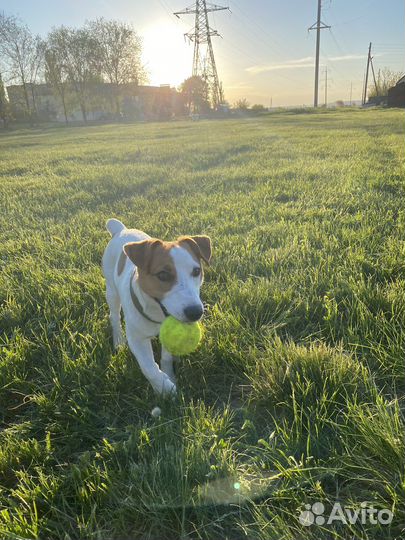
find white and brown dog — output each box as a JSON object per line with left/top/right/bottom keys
{"left": 102, "top": 218, "right": 211, "bottom": 395}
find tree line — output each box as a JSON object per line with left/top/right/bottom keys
{"left": 0, "top": 13, "right": 145, "bottom": 124}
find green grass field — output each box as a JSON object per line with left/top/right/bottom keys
{"left": 0, "top": 109, "right": 404, "bottom": 540}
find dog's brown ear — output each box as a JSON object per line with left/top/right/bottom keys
{"left": 124, "top": 239, "right": 162, "bottom": 271}
{"left": 178, "top": 235, "right": 212, "bottom": 265}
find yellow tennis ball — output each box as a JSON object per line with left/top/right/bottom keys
{"left": 159, "top": 316, "right": 202, "bottom": 356}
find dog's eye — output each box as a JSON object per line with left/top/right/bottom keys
{"left": 156, "top": 271, "right": 172, "bottom": 282}
{"left": 192, "top": 267, "right": 201, "bottom": 277}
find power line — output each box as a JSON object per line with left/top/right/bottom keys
{"left": 331, "top": 0, "right": 380, "bottom": 27}
{"left": 328, "top": 28, "right": 348, "bottom": 57}
{"left": 230, "top": 0, "right": 297, "bottom": 59}
{"left": 156, "top": 0, "right": 183, "bottom": 27}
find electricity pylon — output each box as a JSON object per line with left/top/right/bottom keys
{"left": 309, "top": 0, "right": 331, "bottom": 107}
{"left": 174, "top": 1, "right": 229, "bottom": 108}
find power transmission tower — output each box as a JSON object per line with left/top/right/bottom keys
{"left": 309, "top": 0, "right": 331, "bottom": 108}
{"left": 174, "top": 1, "right": 229, "bottom": 108}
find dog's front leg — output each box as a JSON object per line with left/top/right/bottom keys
{"left": 161, "top": 346, "right": 176, "bottom": 383}
{"left": 127, "top": 334, "right": 176, "bottom": 396}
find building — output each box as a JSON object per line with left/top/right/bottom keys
{"left": 387, "top": 75, "right": 405, "bottom": 108}
{"left": 6, "top": 82, "right": 184, "bottom": 122}
{"left": 120, "top": 84, "right": 184, "bottom": 121}
{"left": 6, "top": 83, "right": 58, "bottom": 121}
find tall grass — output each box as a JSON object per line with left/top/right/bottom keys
{"left": 0, "top": 108, "right": 404, "bottom": 539}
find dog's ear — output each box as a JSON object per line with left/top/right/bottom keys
{"left": 123, "top": 239, "right": 162, "bottom": 271}
{"left": 178, "top": 235, "right": 212, "bottom": 265}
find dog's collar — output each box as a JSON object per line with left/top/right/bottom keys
{"left": 154, "top": 297, "right": 169, "bottom": 317}
{"left": 129, "top": 271, "right": 167, "bottom": 324}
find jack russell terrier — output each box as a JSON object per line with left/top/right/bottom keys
{"left": 102, "top": 218, "right": 212, "bottom": 395}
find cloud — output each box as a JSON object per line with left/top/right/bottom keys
{"left": 289, "top": 56, "right": 314, "bottom": 64}
{"left": 226, "top": 83, "right": 255, "bottom": 90}
{"left": 246, "top": 53, "right": 368, "bottom": 75}
{"left": 246, "top": 62, "right": 313, "bottom": 74}
{"left": 328, "top": 54, "right": 366, "bottom": 61}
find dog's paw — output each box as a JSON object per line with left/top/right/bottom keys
{"left": 113, "top": 334, "right": 127, "bottom": 350}
{"left": 161, "top": 366, "right": 176, "bottom": 384}
{"left": 154, "top": 375, "right": 177, "bottom": 397}
{"left": 167, "top": 372, "right": 177, "bottom": 385}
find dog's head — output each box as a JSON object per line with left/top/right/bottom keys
{"left": 124, "top": 236, "right": 211, "bottom": 322}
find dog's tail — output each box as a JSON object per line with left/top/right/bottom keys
{"left": 106, "top": 218, "right": 125, "bottom": 237}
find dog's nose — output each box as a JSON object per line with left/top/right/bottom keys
{"left": 183, "top": 304, "right": 203, "bottom": 322}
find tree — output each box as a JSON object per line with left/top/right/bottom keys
{"left": 46, "top": 26, "right": 101, "bottom": 122}
{"left": 27, "top": 36, "right": 45, "bottom": 116}
{"left": 44, "top": 44, "right": 70, "bottom": 123}
{"left": 234, "top": 98, "right": 249, "bottom": 110}
{"left": 180, "top": 75, "right": 209, "bottom": 113}
{"left": 86, "top": 18, "right": 145, "bottom": 116}
{"left": 369, "top": 68, "right": 404, "bottom": 98}
{"left": 0, "top": 71, "right": 10, "bottom": 127}
{"left": 44, "top": 29, "right": 80, "bottom": 124}
{"left": 251, "top": 103, "right": 266, "bottom": 111}
{"left": 0, "top": 13, "right": 44, "bottom": 122}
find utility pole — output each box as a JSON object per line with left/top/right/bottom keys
{"left": 324, "top": 67, "right": 328, "bottom": 107}
{"left": 309, "top": 0, "right": 331, "bottom": 108}
{"left": 349, "top": 81, "right": 353, "bottom": 106}
{"left": 362, "top": 42, "right": 372, "bottom": 105}
{"left": 174, "top": 1, "right": 229, "bottom": 109}
{"left": 370, "top": 55, "right": 379, "bottom": 95}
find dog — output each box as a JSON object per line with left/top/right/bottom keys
{"left": 102, "top": 218, "right": 211, "bottom": 395}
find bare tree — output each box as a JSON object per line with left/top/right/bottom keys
{"left": 369, "top": 68, "right": 404, "bottom": 98}
{"left": 0, "top": 71, "right": 10, "bottom": 127}
{"left": 27, "top": 36, "right": 45, "bottom": 116}
{"left": 0, "top": 20, "right": 9, "bottom": 127}
{"left": 86, "top": 18, "right": 145, "bottom": 116}
{"left": 44, "top": 34, "right": 72, "bottom": 124}
{"left": 234, "top": 98, "right": 250, "bottom": 110}
{"left": 46, "top": 26, "right": 100, "bottom": 122}
{"left": 0, "top": 13, "right": 43, "bottom": 122}
{"left": 2, "top": 14, "right": 147, "bottom": 123}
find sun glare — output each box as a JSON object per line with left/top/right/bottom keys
{"left": 142, "top": 21, "right": 193, "bottom": 88}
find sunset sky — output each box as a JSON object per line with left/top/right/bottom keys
{"left": 3, "top": 0, "right": 405, "bottom": 106}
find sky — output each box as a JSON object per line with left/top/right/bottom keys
{"left": 2, "top": 0, "right": 404, "bottom": 106}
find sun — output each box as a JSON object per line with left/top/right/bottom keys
{"left": 141, "top": 20, "right": 193, "bottom": 88}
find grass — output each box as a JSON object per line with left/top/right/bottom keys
{"left": 0, "top": 108, "right": 404, "bottom": 539}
